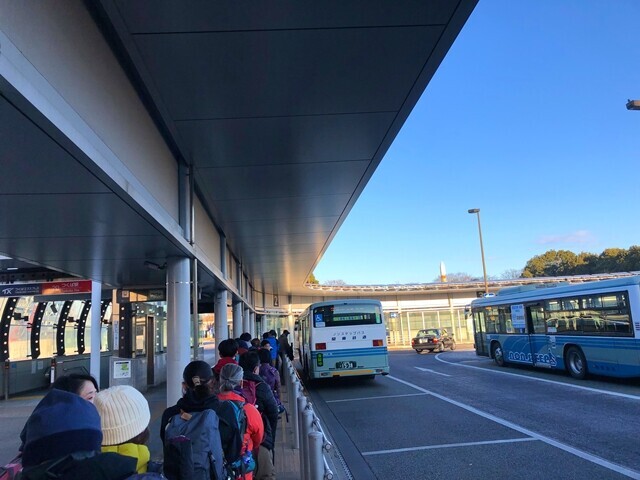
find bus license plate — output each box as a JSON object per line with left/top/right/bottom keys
{"left": 336, "top": 361, "right": 356, "bottom": 369}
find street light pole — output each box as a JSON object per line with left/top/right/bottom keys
{"left": 468, "top": 208, "right": 489, "bottom": 295}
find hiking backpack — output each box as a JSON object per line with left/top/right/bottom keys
{"left": 215, "top": 400, "right": 255, "bottom": 479}
{"left": 163, "top": 409, "right": 226, "bottom": 480}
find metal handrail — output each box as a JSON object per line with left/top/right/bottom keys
{"left": 283, "top": 356, "right": 334, "bottom": 480}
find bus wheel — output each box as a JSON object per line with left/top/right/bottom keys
{"left": 492, "top": 343, "right": 506, "bottom": 367}
{"left": 565, "top": 346, "right": 588, "bottom": 380}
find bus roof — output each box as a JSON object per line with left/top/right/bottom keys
{"left": 471, "top": 275, "right": 640, "bottom": 307}
{"left": 305, "top": 298, "right": 383, "bottom": 309}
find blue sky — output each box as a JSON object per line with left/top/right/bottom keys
{"left": 314, "top": 0, "right": 640, "bottom": 285}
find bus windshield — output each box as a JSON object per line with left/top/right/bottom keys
{"left": 313, "top": 303, "right": 382, "bottom": 327}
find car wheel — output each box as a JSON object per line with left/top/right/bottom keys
{"left": 415, "top": 349, "right": 423, "bottom": 354}
{"left": 492, "top": 342, "right": 506, "bottom": 367}
{"left": 450, "top": 341, "right": 457, "bottom": 351}
{"left": 565, "top": 346, "right": 588, "bottom": 380}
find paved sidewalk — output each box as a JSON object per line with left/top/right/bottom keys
{"left": 0, "top": 362, "right": 302, "bottom": 480}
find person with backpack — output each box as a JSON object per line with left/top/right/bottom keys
{"left": 238, "top": 352, "right": 279, "bottom": 480}
{"left": 217, "top": 364, "right": 264, "bottom": 480}
{"left": 160, "top": 360, "right": 226, "bottom": 480}
{"left": 94, "top": 385, "right": 161, "bottom": 475}
{"left": 19, "top": 389, "right": 138, "bottom": 480}
{"left": 257, "top": 349, "right": 283, "bottom": 412}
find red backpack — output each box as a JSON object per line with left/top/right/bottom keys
{"left": 241, "top": 378, "right": 258, "bottom": 405}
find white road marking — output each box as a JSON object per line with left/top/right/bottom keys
{"left": 436, "top": 355, "right": 640, "bottom": 401}
{"left": 415, "top": 366, "right": 451, "bottom": 377}
{"left": 386, "top": 375, "right": 640, "bottom": 479}
{"left": 362, "top": 437, "right": 536, "bottom": 456}
{"left": 325, "top": 392, "right": 428, "bottom": 403}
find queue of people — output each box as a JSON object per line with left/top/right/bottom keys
{"left": 9, "top": 330, "right": 291, "bottom": 480}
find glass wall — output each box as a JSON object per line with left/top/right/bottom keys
{"left": 385, "top": 307, "right": 472, "bottom": 346}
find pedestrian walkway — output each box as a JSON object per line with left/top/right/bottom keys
{"left": 0, "top": 361, "right": 301, "bottom": 479}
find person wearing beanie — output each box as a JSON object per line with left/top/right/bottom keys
{"left": 160, "top": 360, "right": 221, "bottom": 444}
{"left": 94, "top": 385, "right": 153, "bottom": 474}
{"left": 19, "top": 373, "right": 99, "bottom": 453}
{"left": 20, "top": 389, "right": 137, "bottom": 479}
{"left": 218, "top": 363, "right": 264, "bottom": 480}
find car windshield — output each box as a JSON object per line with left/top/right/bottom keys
{"left": 416, "top": 329, "right": 439, "bottom": 337}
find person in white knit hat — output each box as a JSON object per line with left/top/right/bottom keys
{"left": 94, "top": 385, "right": 155, "bottom": 474}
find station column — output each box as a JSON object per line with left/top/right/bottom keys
{"left": 214, "top": 290, "right": 228, "bottom": 362}
{"left": 243, "top": 310, "right": 251, "bottom": 338}
{"left": 232, "top": 301, "right": 243, "bottom": 338}
{"left": 166, "top": 257, "right": 191, "bottom": 406}
{"left": 90, "top": 281, "right": 102, "bottom": 385}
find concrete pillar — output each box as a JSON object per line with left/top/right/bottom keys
{"left": 214, "top": 290, "right": 228, "bottom": 363}
{"left": 243, "top": 309, "right": 252, "bottom": 337}
{"left": 244, "top": 307, "right": 251, "bottom": 337}
{"left": 90, "top": 281, "right": 102, "bottom": 386}
{"left": 232, "top": 301, "right": 243, "bottom": 338}
{"left": 250, "top": 311, "right": 256, "bottom": 337}
{"left": 166, "top": 257, "right": 191, "bottom": 406}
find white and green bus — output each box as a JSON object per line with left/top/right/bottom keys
{"left": 295, "top": 299, "right": 389, "bottom": 380}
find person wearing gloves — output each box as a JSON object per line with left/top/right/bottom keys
{"left": 94, "top": 385, "right": 157, "bottom": 474}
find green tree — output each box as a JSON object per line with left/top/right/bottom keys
{"left": 623, "top": 246, "right": 640, "bottom": 271}
{"left": 594, "top": 248, "right": 626, "bottom": 273}
{"left": 307, "top": 272, "right": 319, "bottom": 284}
{"left": 522, "top": 250, "right": 579, "bottom": 277}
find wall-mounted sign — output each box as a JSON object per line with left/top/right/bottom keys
{"left": 1, "top": 280, "right": 92, "bottom": 297}
{"left": 118, "top": 288, "right": 166, "bottom": 303}
{"left": 41, "top": 280, "right": 92, "bottom": 295}
{"left": 113, "top": 360, "right": 132, "bottom": 379}
{"left": 0, "top": 283, "right": 42, "bottom": 297}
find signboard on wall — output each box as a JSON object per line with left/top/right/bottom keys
{"left": 117, "top": 288, "right": 166, "bottom": 303}
{"left": 0, "top": 280, "right": 92, "bottom": 297}
{"left": 113, "top": 360, "right": 132, "bottom": 379}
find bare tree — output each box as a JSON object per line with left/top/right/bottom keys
{"left": 432, "top": 272, "right": 477, "bottom": 283}
{"left": 323, "top": 279, "right": 347, "bottom": 286}
{"left": 500, "top": 268, "right": 523, "bottom": 279}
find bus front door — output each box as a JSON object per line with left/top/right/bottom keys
{"left": 526, "top": 305, "right": 558, "bottom": 369}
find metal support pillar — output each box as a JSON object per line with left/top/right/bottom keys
{"left": 90, "top": 281, "right": 101, "bottom": 386}
{"left": 214, "top": 290, "right": 228, "bottom": 363}
{"left": 167, "top": 257, "right": 191, "bottom": 406}
{"left": 232, "top": 301, "right": 243, "bottom": 338}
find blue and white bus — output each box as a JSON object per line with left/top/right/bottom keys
{"left": 471, "top": 276, "right": 640, "bottom": 379}
{"left": 295, "top": 299, "right": 389, "bottom": 380}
